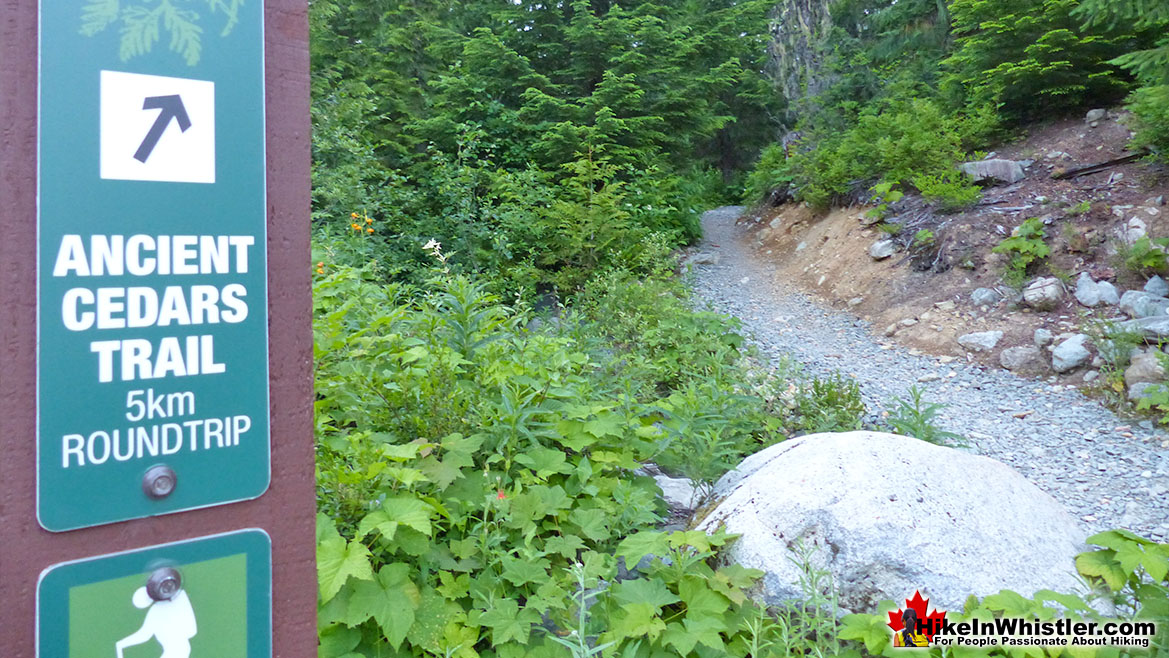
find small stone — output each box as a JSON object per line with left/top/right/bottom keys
{"left": 1086, "top": 109, "right": 1107, "bottom": 123}
{"left": 795, "top": 241, "right": 807, "bottom": 252}
{"left": 1074, "top": 272, "right": 1102, "bottom": 307}
{"left": 817, "top": 275, "right": 826, "bottom": 286}
{"left": 1083, "top": 370, "right": 1100, "bottom": 383}
{"left": 1033, "top": 328, "right": 1054, "bottom": 348}
{"left": 1097, "top": 281, "right": 1121, "bottom": 306}
{"left": 1119, "top": 217, "right": 1147, "bottom": 244}
{"left": 934, "top": 301, "right": 956, "bottom": 312}
{"left": 1125, "top": 350, "right": 1165, "bottom": 387}
{"left": 869, "top": 240, "right": 896, "bottom": 260}
{"left": 1119, "top": 290, "right": 1169, "bottom": 318}
{"left": 971, "top": 288, "right": 1002, "bottom": 307}
{"left": 958, "top": 330, "right": 1004, "bottom": 352}
{"left": 1052, "top": 334, "right": 1092, "bottom": 373}
{"left": 1146, "top": 275, "right": 1169, "bottom": 297}
{"left": 848, "top": 297, "right": 864, "bottom": 307}
{"left": 918, "top": 374, "right": 941, "bottom": 383}
{"left": 899, "top": 318, "right": 919, "bottom": 327}
{"left": 1142, "top": 470, "right": 1153, "bottom": 478}
{"left": 687, "top": 252, "right": 721, "bottom": 266}
{"left": 1023, "top": 277, "right": 1064, "bottom": 310}
{"left": 884, "top": 324, "right": 898, "bottom": 337}
{"left": 1001, "top": 346, "right": 1043, "bottom": 372}
{"left": 1128, "top": 382, "right": 1158, "bottom": 402}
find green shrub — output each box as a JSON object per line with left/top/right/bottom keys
{"left": 992, "top": 218, "right": 1050, "bottom": 286}
{"left": 1119, "top": 236, "right": 1169, "bottom": 276}
{"left": 867, "top": 180, "right": 905, "bottom": 221}
{"left": 784, "top": 99, "right": 970, "bottom": 211}
{"left": 911, "top": 171, "right": 982, "bottom": 213}
{"left": 943, "top": 0, "right": 1142, "bottom": 122}
{"left": 794, "top": 373, "right": 866, "bottom": 434}
{"left": 742, "top": 144, "right": 793, "bottom": 206}
{"left": 885, "top": 386, "right": 965, "bottom": 446}
{"left": 1128, "top": 85, "right": 1169, "bottom": 161}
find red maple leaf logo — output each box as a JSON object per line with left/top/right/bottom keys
{"left": 887, "top": 590, "right": 947, "bottom": 641}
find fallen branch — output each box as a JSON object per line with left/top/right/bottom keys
{"left": 1051, "top": 151, "right": 1147, "bottom": 180}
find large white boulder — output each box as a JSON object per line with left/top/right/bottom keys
{"left": 696, "top": 432, "right": 1086, "bottom": 612}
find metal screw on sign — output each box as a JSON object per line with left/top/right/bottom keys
{"left": 142, "top": 465, "right": 177, "bottom": 500}
{"left": 146, "top": 567, "right": 183, "bottom": 602}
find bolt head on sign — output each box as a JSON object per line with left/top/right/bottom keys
{"left": 37, "top": 1, "right": 269, "bottom": 530}
{"left": 37, "top": 530, "right": 272, "bottom": 658}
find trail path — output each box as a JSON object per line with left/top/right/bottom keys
{"left": 690, "top": 206, "right": 1169, "bottom": 541}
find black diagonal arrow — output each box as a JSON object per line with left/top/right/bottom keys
{"left": 133, "top": 95, "right": 192, "bottom": 163}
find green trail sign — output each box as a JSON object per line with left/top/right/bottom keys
{"left": 37, "top": 529, "right": 272, "bottom": 658}
{"left": 37, "top": 2, "right": 269, "bottom": 530}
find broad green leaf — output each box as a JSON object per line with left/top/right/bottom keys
{"left": 613, "top": 576, "right": 681, "bottom": 610}
{"left": 1075, "top": 550, "right": 1127, "bottom": 591}
{"left": 544, "top": 534, "right": 586, "bottom": 558}
{"left": 569, "top": 507, "right": 611, "bottom": 541}
{"left": 357, "top": 496, "right": 433, "bottom": 540}
{"left": 346, "top": 563, "right": 420, "bottom": 649}
{"left": 317, "top": 515, "right": 374, "bottom": 602}
{"left": 317, "top": 624, "right": 361, "bottom": 658}
{"left": 679, "top": 575, "right": 730, "bottom": 619}
{"left": 607, "top": 602, "right": 667, "bottom": 642}
{"left": 616, "top": 532, "right": 669, "bottom": 566}
{"left": 407, "top": 589, "right": 464, "bottom": 654}
{"left": 477, "top": 599, "right": 535, "bottom": 645}
{"left": 515, "top": 447, "right": 570, "bottom": 477}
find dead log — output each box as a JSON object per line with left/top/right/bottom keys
{"left": 1051, "top": 151, "right": 1147, "bottom": 180}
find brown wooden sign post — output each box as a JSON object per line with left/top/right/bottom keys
{"left": 0, "top": 0, "right": 316, "bottom": 654}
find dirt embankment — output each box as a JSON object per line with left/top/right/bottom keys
{"left": 743, "top": 111, "right": 1169, "bottom": 377}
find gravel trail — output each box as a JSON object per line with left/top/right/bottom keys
{"left": 690, "top": 206, "right": 1169, "bottom": 541}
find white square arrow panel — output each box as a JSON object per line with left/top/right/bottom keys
{"left": 100, "top": 70, "right": 216, "bottom": 184}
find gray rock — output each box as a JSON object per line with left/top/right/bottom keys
{"left": 958, "top": 330, "right": 1004, "bottom": 352}
{"left": 1034, "top": 328, "right": 1054, "bottom": 348}
{"left": 1097, "top": 281, "right": 1121, "bottom": 306}
{"left": 1023, "top": 277, "right": 1064, "bottom": 310}
{"left": 1119, "top": 291, "right": 1169, "bottom": 319}
{"left": 686, "top": 252, "right": 721, "bottom": 266}
{"left": 869, "top": 240, "right": 896, "bottom": 260}
{"left": 1052, "top": 334, "right": 1092, "bottom": 373}
{"left": 971, "top": 288, "right": 1002, "bottom": 307}
{"left": 1085, "top": 109, "right": 1107, "bottom": 123}
{"left": 1001, "top": 346, "right": 1043, "bottom": 372}
{"left": 1075, "top": 272, "right": 1102, "bottom": 307}
{"left": 652, "top": 472, "right": 701, "bottom": 514}
{"left": 1118, "top": 316, "right": 1169, "bottom": 339}
{"left": 1129, "top": 382, "right": 1159, "bottom": 402}
{"left": 1119, "top": 217, "right": 1148, "bottom": 244}
{"left": 959, "top": 159, "right": 1026, "bottom": 185}
{"left": 698, "top": 433, "right": 1088, "bottom": 611}
{"left": 1125, "top": 350, "right": 1166, "bottom": 388}
{"left": 1145, "top": 276, "right": 1169, "bottom": 298}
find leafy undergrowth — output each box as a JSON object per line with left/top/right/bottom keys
{"left": 313, "top": 259, "right": 1167, "bottom": 657}
{"left": 312, "top": 255, "right": 879, "bottom": 657}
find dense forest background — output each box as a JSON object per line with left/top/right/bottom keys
{"left": 310, "top": 1, "right": 1169, "bottom": 656}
